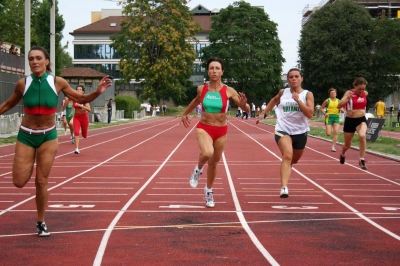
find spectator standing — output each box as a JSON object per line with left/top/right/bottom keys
{"left": 146, "top": 103, "right": 151, "bottom": 116}
{"left": 256, "top": 106, "right": 260, "bottom": 117}
{"left": 9, "top": 44, "right": 15, "bottom": 54}
{"left": 261, "top": 102, "right": 267, "bottom": 119}
{"left": 251, "top": 103, "right": 256, "bottom": 118}
{"left": 398, "top": 101, "right": 400, "bottom": 122}
{"left": 389, "top": 103, "right": 394, "bottom": 118}
{"left": 107, "top": 98, "right": 112, "bottom": 123}
{"left": 162, "top": 103, "right": 167, "bottom": 116}
{"left": 374, "top": 98, "right": 386, "bottom": 118}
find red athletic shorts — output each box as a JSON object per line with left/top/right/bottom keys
{"left": 196, "top": 122, "right": 228, "bottom": 140}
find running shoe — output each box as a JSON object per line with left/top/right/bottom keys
{"left": 74, "top": 148, "right": 80, "bottom": 154}
{"left": 331, "top": 147, "right": 336, "bottom": 152}
{"left": 189, "top": 167, "right": 202, "bottom": 188}
{"left": 71, "top": 139, "right": 75, "bottom": 144}
{"left": 339, "top": 154, "right": 345, "bottom": 164}
{"left": 204, "top": 187, "right": 215, "bottom": 208}
{"left": 359, "top": 160, "right": 367, "bottom": 170}
{"left": 36, "top": 222, "right": 50, "bottom": 237}
{"left": 280, "top": 186, "right": 289, "bottom": 198}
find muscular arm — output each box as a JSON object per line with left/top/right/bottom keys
{"left": 259, "top": 90, "right": 283, "bottom": 118}
{"left": 300, "top": 91, "right": 315, "bottom": 118}
{"left": 0, "top": 79, "right": 24, "bottom": 115}
{"left": 182, "top": 86, "right": 202, "bottom": 116}
{"left": 338, "top": 91, "right": 350, "bottom": 109}
{"left": 58, "top": 76, "right": 111, "bottom": 104}
{"left": 320, "top": 99, "right": 328, "bottom": 115}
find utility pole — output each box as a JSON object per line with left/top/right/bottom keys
{"left": 24, "top": 0, "right": 30, "bottom": 76}
{"left": 50, "top": 0, "right": 56, "bottom": 73}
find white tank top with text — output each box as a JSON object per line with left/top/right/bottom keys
{"left": 275, "top": 88, "right": 310, "bottom": 135}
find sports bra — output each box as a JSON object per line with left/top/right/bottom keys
{"left": 346, "top": 90, "right": 367, "bottom": 110}
{"left": 200, "top": 84, "right": 229, "bottom": 113}
{"left": 23, "top": 73, "right": 58, "bottom": 115}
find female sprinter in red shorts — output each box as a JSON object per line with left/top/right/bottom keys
{"left": 73, "top": 85, "right": 91, "bottom": 154}
{"left": 181, "top": 57, "right": 250, "bottom": 208}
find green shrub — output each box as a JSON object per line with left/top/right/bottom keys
{"left": 115, "top": 96, "right": 141, "bottom": 118}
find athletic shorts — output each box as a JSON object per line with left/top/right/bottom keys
{"left": 325, "top": 114, "right": 340, "bottom": 125}
{"left": 196, "top": 122, "right": 228, "bottom": 140}
{"left": 343, "top": 116, "right": 367, "bottom": 133}
{"left": 274, "top": 131, "right": 308, "bottom": 150}
{"left": 17, "top": 125, "right": 57, "bottom": 148}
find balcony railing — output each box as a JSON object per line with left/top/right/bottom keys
{"left": 0, "top": 50, "right": 25, "bottom": 74}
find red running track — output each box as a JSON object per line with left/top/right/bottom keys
{"left": 0, "top": 117, "right": 399, "bottom": 265}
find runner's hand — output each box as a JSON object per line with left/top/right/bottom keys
{"left": 181, "top": 115, "right": 191, "bottom": 128}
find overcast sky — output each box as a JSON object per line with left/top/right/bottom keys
{"left": 59, "top": 0, "right": 324, "bottom": 73}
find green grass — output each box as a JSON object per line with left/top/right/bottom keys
{"left": 262, "top": 119, "right": 400, "bottom": 157}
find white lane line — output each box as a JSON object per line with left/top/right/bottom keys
{"left": 334, "top": 189, "right": 400, "bottom": 191}
{"left": 240, "top": 183, "right": 307, "bottom": 185}
{"left": 0, "top": 120, "right": 176, "bottom": 216}
{"left": 223, "top": 153, "right": 279, "bottom": 265}
{"left": 82, "top": 177, "right": 143, "bottom": 179}
{"left": 344, "top": 195, "right": 400, "bottom": 198}
{"left": 146, "top": 194, "right": 226, "bottom": 196}
{"left": 48, "top": 201, "right": 120, "bottom": 203}
{"left": 238, "top": 178, "right": 301, "bottom": 180}
{"left": 73, "top": 182, "right": 139, "bottom": 184}
{"left": 323, "top": 184, "right": 392, "bottom": 186}
{"left": 316, "top": 179, "right": 379, "bottom": 181}
{"left": 51, "top": 193, "right": 128, "bottom": 196}
{"left": 231, "top": 121, "right": 400, "bottom": 241}
{"left": 61, "top": 187, "right": 133, "bottom": 190}
{"left": 247, "top": 202, "right": 333, "bottom": 205}
{"left": 93, "top": 122, "right": 194, "bottom": 265}
{"left": 355, "top": 203, "right": 400, "bottom": 205}
{"left": 242, "top": 188, "right": 315, "bottom": 191}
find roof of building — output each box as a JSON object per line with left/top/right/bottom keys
{"left": 60, "top": 67, "right": 108, "bottom": 78}
{"left": 71, "top": 15, "right": 212, "bottom": 35}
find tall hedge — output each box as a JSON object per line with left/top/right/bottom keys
{"left": 115, "top": 95, "right": 141, "bottom": 118}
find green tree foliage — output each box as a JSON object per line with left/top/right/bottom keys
{"left": 368, "top": 18, "right": 400, "bottom": 103}
{"left": 0, "top": 0, "right": 26, "bottom": 47}
{"left": 111, "top": 0, "right": 201, "bottom": 103}
{"left": 0, "top": 0, "right": 41, "bottom": 51}
{"left": 115, "top": 95, "right": 141, "bottom": 118}
{"left": 200, "top": 1, "right": 284, "bottom": 100}
{"left": 299, "top": 0, "right": 400, "bottom": 106}
{"left": 33, "top": 0, "right": 72, "bottom": 75}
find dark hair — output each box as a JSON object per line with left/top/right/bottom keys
{"left": 29, "top": 46, "right": 52, "bottom": 73}
{"left": 287, "top": 68, "right": 302, "bottom": 77}
{"left": 353, "top": 77, "right": 368, "bottom": 86}
{"left": 76, "top": 85, "right": 85, "bottom": 92}
{"left": 206, "top": 57, "right": 224, "bottom": 71}
{"left": 328, "top": 88, "right": 336, "bottom": 96}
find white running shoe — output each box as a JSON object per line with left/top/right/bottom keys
{"left": 331, "top": 147, "right": 336, "bottom": 152}
{"left": 189, "top": 167, "right": 202, "bottom": 188}
{"left": 204, "top": 187, "right": 215, "bottom": 208}
{"left": 74, "top": 148, "right": 80, "bottom": 154}
{"left": 280, "top": 186, "right": 289, "bottom": 198}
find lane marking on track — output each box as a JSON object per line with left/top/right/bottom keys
{"left": 231, "top": 120, "right": 400, "bottom": 241}
{"left": 0, "top": 120, "right": 177, "bottom": 216}
{"left": 93, "top": 122, "right": 196, "bottom": 266}
{"left": 223, "top": 153, "right": 279, "bottom": 266}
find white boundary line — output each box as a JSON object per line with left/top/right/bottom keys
{"left": 93, "top": 123, "right": 196, "bottom": 265}
{"left": 230, "top": 121, "right": 400, "bottom": 241}
{"left": 222, "top": 153, "right": 279, "bottom": 266}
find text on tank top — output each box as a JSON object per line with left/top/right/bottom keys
{"left": 200, "top": 84, "right": 229, "bottom": 113}
{"left": 346, "top": 90, "right": 367, "bottom": 110}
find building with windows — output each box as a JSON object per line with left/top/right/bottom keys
{"left": 70, "top": 5, "right": 217, "bottom": 89}
{"left": 302, "top": 0, "right": 400, "bottom": 26}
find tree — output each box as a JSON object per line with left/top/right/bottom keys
{"left": 110, "top": 0, "right": 201, "bottom": 103}
{"left": 200, "top": 1, "right": 285, "bottom": 100}
{"left": 368, "top": 18, "right": 400, "bottom": 103}
{"left": 299, "top": 0, "right": 400, "bottom": 106}
{"left": 33, "top": 0, "right": 72, "bottom": 75}
{"left": 299, "top": 0, "right": 373, "bottom": 104}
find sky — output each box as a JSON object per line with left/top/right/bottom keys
{"left": 58, "top": 0, "right": 325, "bottom": 73}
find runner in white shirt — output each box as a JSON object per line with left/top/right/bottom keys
{"left": 256, "top": 68, "right": 314, "bottom": 198}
